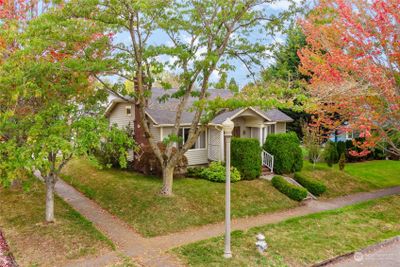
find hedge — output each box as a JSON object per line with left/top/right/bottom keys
{"left": 263, "top": 132, "right": 303, "bottom": 174}
{"left": 231, "top": 138, "right": 261, "bottom": 180}
{"left": 271, "top": 175, "right": 308, "bottom": 201}
{"left": 294, "top": 172, "right": 326, "bottom": 196}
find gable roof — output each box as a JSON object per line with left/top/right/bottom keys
{"left": 106, "top": 88, "right": 293, "bottom": 125}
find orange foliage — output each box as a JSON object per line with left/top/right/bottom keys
{"left": 299, "top": 0, "right": 400, "bottom": 156}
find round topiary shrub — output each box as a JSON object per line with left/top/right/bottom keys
{"left": 231, "top": 138, "right": 261, "bottom": 180}
{"left": 263, "top": 132, "right": 303, "bottom": 174}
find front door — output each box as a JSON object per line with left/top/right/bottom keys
{"left": 233, "top": 126, "right": 240, "bottom": 137}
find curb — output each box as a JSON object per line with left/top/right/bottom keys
{"left": 312, "top": 236, "right": 400, "bottom": 267}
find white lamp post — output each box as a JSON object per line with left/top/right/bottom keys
{"left": 222, "top": 118, "right": 234, "bottom": 259}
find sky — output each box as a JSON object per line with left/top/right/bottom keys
{"left": 112, "top": 0, "right": 299, "bottom": 89}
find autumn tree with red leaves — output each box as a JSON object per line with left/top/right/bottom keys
{"left": 299, "top": 0, "right": 400, "bottom": 157}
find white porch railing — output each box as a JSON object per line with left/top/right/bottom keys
{"left": 262, "top": 150, "right": 274, "bottom": 173}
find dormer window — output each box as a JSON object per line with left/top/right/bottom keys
{"left": 126, "top": 106, "right": 132, "bottom": 116}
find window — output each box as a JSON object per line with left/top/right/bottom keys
{"left": 267, "top": 124, "right": 275, "bottom": 134}
{"left": 346, "top": 131, "right": 354, "bottom": 140}
{"left": 178, "top": 128, "right": 206, "bottom": 149}
{"left": 126, "top": 106, "right": 132, "bottom": 116}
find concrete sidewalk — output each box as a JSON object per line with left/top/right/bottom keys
{"left": 54, "top": 176, "right": 400, "bottom": 267}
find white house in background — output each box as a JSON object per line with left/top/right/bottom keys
{"left": 105, "top": 88, "right": 293, "bottom": 171}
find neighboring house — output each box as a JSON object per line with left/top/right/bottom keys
{"left": 105, "top": 88, "right": 293, "bottom": 171}
{"left": 329, "top": 122, "right": 358, "bottom": 143}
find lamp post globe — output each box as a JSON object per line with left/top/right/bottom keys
{"left": 222, "top": 118, "right": 234, "bottom": 136}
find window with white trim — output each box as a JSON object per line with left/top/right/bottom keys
{"left": 178, "top": 128, "right": 206, "bottom": 149}
{"left": 346, "top": 131, "right": 354, "bottom": 140}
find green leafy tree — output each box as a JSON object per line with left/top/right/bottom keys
{"left": 262, "top": 25, "right": 307, "bottom": 82}
{"left": 215, "top": 72, "right": 228, "bottom": 89}
{"left": 0, "top": 6, "right": 136, "bottom": 222}
{"left": 257, "top": 25, "right": 310, "bottom": 138}
{"left": 302, "top": 121, "right": 323, "bottom": 168}
{"left": 228, "top": 78, "right": 239, "bottom": 93}
{"left": 35, "top": 0, "right": 300, "bottom": 196}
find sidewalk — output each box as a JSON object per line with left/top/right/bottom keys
{"left": 55, "top": 178, "right": 400, "bottom": 267}
{"left": 56, "top": 180, "right": 184, "bottom": 267}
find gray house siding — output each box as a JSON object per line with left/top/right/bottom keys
{"left": 275, "top": 122, "right": 286, "bottom": 133}
{"left": 109, "top": 103, "right": 135, "bottom": 130}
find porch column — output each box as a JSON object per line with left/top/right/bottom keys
{"left": 259, "top": 124, "right": 264, "bottom": 146}
{"left": 220, "top": 129, "right": 225, "bottom": 161}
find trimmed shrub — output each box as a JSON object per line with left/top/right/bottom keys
{"left": 271, "top": 175, "right": 308, "bottom": 201}
{"left": 294, "top": 172, "right": 326, "bottom": 196}
{"left": 135, "top": 143, "right": 188, "bottom": 177}
{"left": 339, "top": 153, "right": 346, "bottom": 171}
{"left": 336, "top": 141, "right": 346, "bottom": 158}
{"left": 324, "top": 140, "right": 339, "bottom": 167}
{"left": 199, "top": 161, "right": 241, "bottom": 183}
{"left": 263, "top": 132, "right": 303, "bottom": 174}
{"left": 231, "top": 138, "right": 261, "bottom": 180}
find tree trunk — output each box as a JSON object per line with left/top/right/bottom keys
{"left": 160, "top": 165, "right": 174, "bottom": 196}
{"left": 45, "top": 176, "right": 56, "bottom": 223}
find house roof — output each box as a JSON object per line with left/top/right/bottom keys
{"left": 106, "top": 88, "right": 293, "bottom": 125}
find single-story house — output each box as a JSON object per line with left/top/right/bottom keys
{"left": 105, "top": 88, "right": 293, "bottom": 172}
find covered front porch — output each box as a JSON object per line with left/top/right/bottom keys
{"left": 208, "top": 107, "right": 278, "bottom": 172}
{"left": 231, "top": 110, "right": 276, "bottom": 144}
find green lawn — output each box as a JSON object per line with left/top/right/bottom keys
{"left": 344, "top": 160, "right": 400, "bottom": 188}
{"left": 173, "top": 195, "right": 400, "bottom": 267}
{"left": 297, "top": 160, "right": 400, "bottom": 198}
{"left": 62, "top": 158, "right": 299, "bottom": 237}
{"left": 0, "top": 181, "right": 113, "bottom": 267}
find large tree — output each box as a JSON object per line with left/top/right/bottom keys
{"left": 0, "top": 2, "right": 135, "bottom": 222}
{"left": 50, "top": 0, "right": 299, "bottom": 196}
{"left": 299, "top": 0, "right": 400, "bottom": 156}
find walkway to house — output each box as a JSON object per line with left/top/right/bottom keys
{"left": 56, "top": 179, "right": 400, "bottom": 267}
{"left": 55, "top": 180, "right": 185, "bottom": 267}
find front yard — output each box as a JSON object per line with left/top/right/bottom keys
{"left": 0, "top": 181, "right": 113, "bottom": 267}
{"left": 62, "top": 158, "right": 299, "bottom": 237}
{"left": 297, "top": 160, "right": 400, "bottom": 198}
{"left": 173, "top": 195, "right": 400, "bottom": 266}
{"left": 344, "top": 160, "right": 400, "bottom": 188}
